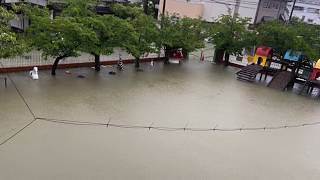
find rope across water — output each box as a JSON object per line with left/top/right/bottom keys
{"left": 1, "top": 61, "right": 320, "bottom": 147}
{"left": 36, "top": 117, "right": 320, "bottom": 132}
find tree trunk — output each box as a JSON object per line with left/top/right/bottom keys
{"left": 92, "top": 53, "right": 101, "bottom": 72}
{"left": 214, "top": 49, "right": 225, "bottom": 63}
{"left": 224, "top": 52, "right": 230, "bottom": 66}
{"left": 182, "top": 49, "right": 189, "bottom": 60}
{"left": 164, "top": 48, "right": 170, "bottom": 64}
{"left": 51, "top": 55, "right": 67, "bottom": 76}
{"left": 135, "top": 58, "right": 140, "bottom": 69}
{"left": 143, "top": 0, "right": 149, "bottom": 14}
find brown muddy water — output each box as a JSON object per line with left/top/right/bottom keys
{"left": 0, "top": 59, "right": 320, "bottom": 180}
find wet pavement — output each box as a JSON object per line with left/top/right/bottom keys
{"left": 0, "top": 59, "right": 320, "bottom": 179}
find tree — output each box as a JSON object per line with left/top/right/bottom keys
{"left": 157, "top": 14, "right": 206, "bottom": 62}
{"left": 26, "top": 7, "right": 99, "bottom": 75}
{"left": 289, "top": 20, "right": 320, "bottom": 61}
{"left": 61, "top": 0, "right": 108, "bottom": 71}
{"left": 112, "top": 4, "right": 158, "bottom": 69}
{"left": 208, "top": 15, "right": 252, "bottom": 65}
{"left": 255, "top": 21, "right": 305, "bottom": 57}
{"left": 111, "top": 4, "right": 143, "bottom": 19}
{"left": 0, "top": 6, "right": 26, "bottom": 58}
{"left": 124, "top": 14, "right": 158, "bottom": 69}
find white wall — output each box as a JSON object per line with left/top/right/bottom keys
{"left": 202, "top": 3, "right": 233, "bottom": 22}
{"left": 187, "top": 0, "right": 259, "bottom": 23}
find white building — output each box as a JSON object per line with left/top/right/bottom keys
{"left": 286, "top": 0, "right": 320, "bottom": 24}
{"left": 158, "top": 0, "right": 288, "bottom": 24}
{"left": 1, "top": 0, "right": 48, "bottom": 30}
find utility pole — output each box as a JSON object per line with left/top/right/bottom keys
{"left": 289, "top": 0, "right": 297, "bottom": 22}
{"left": 233, "top": 0, "right": 241, "bottom": 18}
{"left": 162, "top": 0, "right": 166, "bottom": 15}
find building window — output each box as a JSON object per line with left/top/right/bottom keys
{"left": 307, "top": 8, "right": 318, "bottom": 14}
{"left": 262, "top": 1, "right": 280, "bottom": 9}
{"left": 308, "top": 19, "right": 314, "bottom": 23}
{"left": 263, "top": 2, "right": 269, "bottom": 8}
{"left": 293, "top": 6, "right": 304, "bottom": 11}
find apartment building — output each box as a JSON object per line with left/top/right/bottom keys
{"left": 0, "top": 0, "right": 131, "bottom": 31}
{"left": 158, "top": 0, "right": 288, "bottom": 24}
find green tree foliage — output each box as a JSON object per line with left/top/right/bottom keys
{"left": 157, "top": 14, "right": 206, "bottom": 61}
{"left": 289, "top": 20, "right": 320, "bottom": 60}
{"left": 112, "top": 4, "right": 158, "bottom": 69}
{"left": 256, "top": 20, "right": 320, "bottom": 61}
{"left": 60, "top": 0, "right": 111, "bottom": 71}
{"left": 256, "top": 21, "right": 303, "bottom": 56}
{"left": 61, "top": 0, "right": 96, "bottom": 17}
{"left": 26, "top": 6, "right": 98, "bottom": 75}
{"left": 208, "top": 15, "right": 252, "bottom": 65}
{"left": 111, "top": 4, "right": 143, "bottom": 19}
{"left": 0, "top": 6, "right": 26, "bottom": 58}
{"left": 124, "top": 14, "right": 158, "bottom": 68}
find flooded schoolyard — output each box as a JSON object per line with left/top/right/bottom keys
{"left": 0, "top": 59, "right": 320, "bottom": 180}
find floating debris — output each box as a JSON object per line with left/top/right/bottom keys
{"left": 65, "top": 71, "right": 71, "bottom": 74}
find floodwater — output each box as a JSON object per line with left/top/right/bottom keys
{"left": 0, "top": 59, "right": 320, "bottom": 180}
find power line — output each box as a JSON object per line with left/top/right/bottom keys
{"left": 198, "top": 0, "right": 258, "bottom": 10}
{"left": 189, "top": 0, "right": 259, "bottom": 5}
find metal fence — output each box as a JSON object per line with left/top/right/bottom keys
{"left": 0, "top": 48, "right": 163, "bottom": 68}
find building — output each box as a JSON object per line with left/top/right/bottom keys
{"left": 286, "top": 0, "right": 320, "bottom": 24}
{"left": 158, "top": 0, "right": 288, "bottom": 24}
{"left": 0, "top": 0, "right": 131, "bottom": 31}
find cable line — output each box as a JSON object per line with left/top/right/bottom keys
{"left": 36, "top": 117, "right": 320, "bottom": 133}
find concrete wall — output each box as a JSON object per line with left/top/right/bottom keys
{"left": 158, "top": 0, "right": 287, "bottom": 24}
{"left": 9, "top": 14, "right": 29, "bottom": 30}
{"left": 201, "top": 0, "right": 258, "bottom": 23}
{"left": 202, "top": 3, "right": 234, "bottom": 22}
{"left": 159, "top": 0, "right": 204, "bottom": 18}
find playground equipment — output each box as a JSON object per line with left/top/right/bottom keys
{"left": 29, "top": 67, "right": 39, "bottom": 80}
{"left": 283, "top": 50, "right": 304, "bottom": 62}
{"left": 117, "top": 54, "right": 124, "bottom": 71}
{"left": 252, "top": 47, "right": 273, "bottom": 67}
{"left": 236, "top": 46, "right": 272, "bottom": 82}
{"left": 236, "top": 64, "right": 263, "bottom": 82}
{"left": 268, "top": 71, "right": 295, "bottom": 90}
{"left": 168, "top": 48, "right": 184, "bottom": 64}
{"left": 268, "top": 51, "right": 313, "bottom": 91}
{"left": 310, "top": 59, "right": 320, "bottom": 81}
{"left": 299, "top": 59, "right": 320, "bottom": 95}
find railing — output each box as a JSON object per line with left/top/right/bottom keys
{"left": 0, "top": 49, "right": 163, "bottom": 68}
